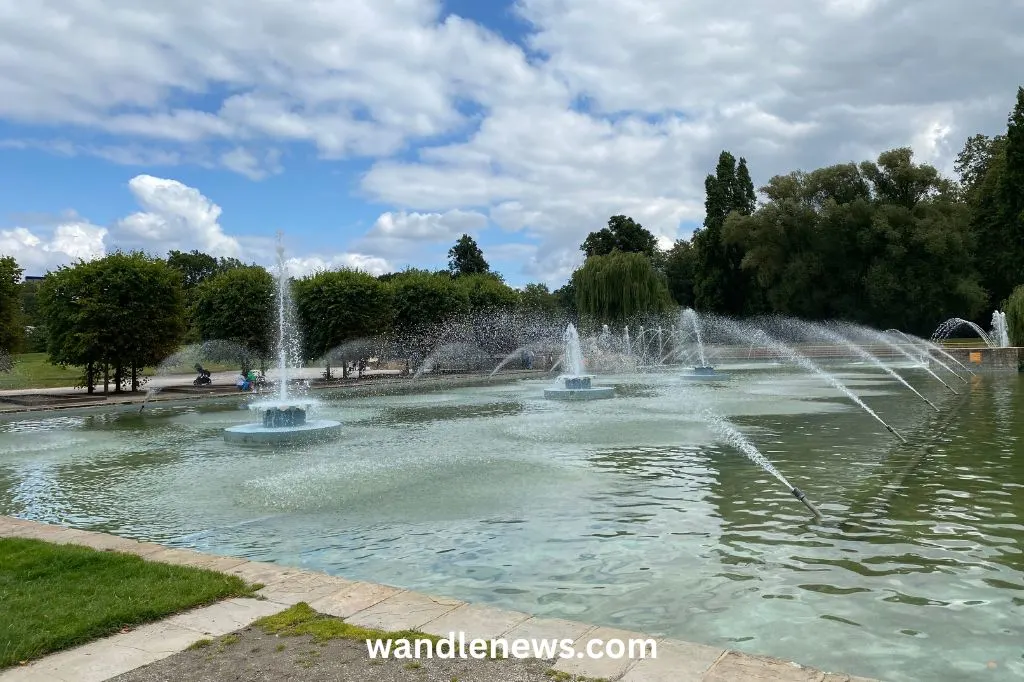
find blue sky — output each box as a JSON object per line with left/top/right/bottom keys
{"left": 0, "top": 0, "right": 1019, "bottom": 283}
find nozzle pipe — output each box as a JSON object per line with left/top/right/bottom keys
{"left": 791, "top": 487, "right": 823, "bottom": 519}
{"left": 885, "top": 423, "right": 907, "bottom": 443}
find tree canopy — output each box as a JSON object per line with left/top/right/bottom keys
{"left": 0, "top": 256, "right": 23, "bottom": 354}
{"left": 294, "top": 269, "right": 394, "bottom": 362}
{"left": 572, "top": 251, "right": 674, "bottom": 323}
{"left": 580, "top": 215, "right": 660, "bottom": 260}
{"left": 448, "top": 234, "right": 490, "bottom": 277}
{"left": 192, "top": 265, "right": 275, "bottom": 366}
{"left": 38, "top": 252, "right": 186, "bottom": 391}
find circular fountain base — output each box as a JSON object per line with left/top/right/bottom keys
{"left": 223, "top": 419, "right": 343, "bottom": 445}
{"left": 544, "top": 375, "right": 615, "bottom": 401}
{"left": 680, "top": 366, "right": 731, "bottom": 381}
{"left": 543, "top": 387, "right": 615, "bottom": 401}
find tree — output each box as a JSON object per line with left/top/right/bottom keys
{"left": 448, "top": 234, "right": 490, "bottom": 277}
{"left": 966, "top": 88, "right": 1024, "bottom": 309}
{"left": 192, "top": 265, "right": 275, "bottom": 369}
{"left": 663, "top": 240, "right": 697, "bottom": 307}
{"left": 293, "top": 269, "right": 394, "bottom": 365}
{"left": 519, "top": 283, "right": 560, "bottom": 316}
{"left": 553, "top": 282, "right": 577, "bottom": 318}
{"left": 571, "top": 251, "right": 674, "bottom": 323}
{"left": 691, "top": 152, "right": 762, "bottom": 315}
{"left": 453, "top": 273, "right": 520, "bottom": 313}
{"left": 0, "top": 256, "right": 23, "bottom": 354}
{"left": 38, "top": 252, "right": 186, "bottom": 392}
{"left": 580, "top": 215, "right": 660, "bottom": 260}
{"left": 386, "top": 269, "right": 470, "bottom": 334}
{"left": 18, "top": 278, "right": 46, "bottom": 352}
{"left": 1006, "top": 285, "right": 1024, "bottom": 346}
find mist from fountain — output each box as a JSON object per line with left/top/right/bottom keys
{"left": 563, "top": 323, "right": 585, "bottom": 377}
{"left": 991, "top": 310, "right": 1010, "bottom": 347}
{"left": 798, "top": 321, "right": 939, "bottom": 412}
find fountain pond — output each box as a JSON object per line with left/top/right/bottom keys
{"left": 1, "top": 366, "right": 1022, "bottom": 682}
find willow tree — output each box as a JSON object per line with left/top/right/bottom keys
{"left": 1006, "top": 285, "right": 1024, "bottom": 346}
{"left": 571, "top": 251, "right": 674, "bottom": 323}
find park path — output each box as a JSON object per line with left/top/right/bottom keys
{"left": 0, "top": 517, "right": 879, "bottom": 682}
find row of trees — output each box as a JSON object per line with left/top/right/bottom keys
{"left": 1, "top": 235, "right": 564, "bottom": 391}
{"left": 572, "top": 87, "right": 1024, "bottom": 341}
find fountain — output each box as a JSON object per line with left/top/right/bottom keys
{"left": 223, "top": 234, "right": 342, "bottom": 444}
{"left": 544, "top": 323, "right": 615, "bottom": 400}
{"left": 991, "top": 310, "right": 1010, "bottom": 347}
{"left": 680, "top": 308, "right": 730, "bottom": 380}
{"left": 931, "top": 317, "right": 998, "bottom": 348}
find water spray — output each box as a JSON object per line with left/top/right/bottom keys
{"left": 700, "top": 411, "right": 823, "bottom": 519}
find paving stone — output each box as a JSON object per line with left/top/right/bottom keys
{"left": 0, "top": 666, "right": 63, "bottom": 681}
{"left": 256, "top": 570, "right": 355, "bottom": 606}
{"left": 225, "top": 560, "right": 298, "bottom": 587}
{"left": 166, "top": 597, "right": 286, "bottom": 636}
{"left": 822, "top": 675, "right": 880, "bottom": 682}
{"left": 26, "top": 640, "right": 171, "bottom": 682}
{"left": 619, "top": 637, "right": 724, "bottom": 682}
{"left": 500, "top": 616, "right": 595, "bottom": 644}
{"left": 345, "top": 591, "right": 464, "bottom": 632}
{"left": 420, "top": 603, "right": 532, "bottom": 641}
{"left": 145, "top": 547, "right": 247, "bottom": 572}
{"left": 308, "top": 581, "right": 404, "bottom": 618}
{"left": 704, "top": 651, "right": 826, "bottom": 682}
{"left": 550, "top": 625, "right": 652, "bottom": 681}
{"left": 104, "top": 622, "right": 208, "bottom": 655}
{"left": 60, "top": 532, "right": 164, "bottom": 556}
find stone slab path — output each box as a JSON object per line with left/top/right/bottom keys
{"left": 0, "top": 517, "right": 881, "bottom": 682}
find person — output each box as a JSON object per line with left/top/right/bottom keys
{"left": 235, "top": 373, "right": 249, "bottom": 391}
{"left": 246, "top": 369, "right": 258, "bottom": 391}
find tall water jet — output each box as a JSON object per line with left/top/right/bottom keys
{"left": 544, "top": 323, "right": 614, "bottom": 401}
{"left": 680, "top": 308, "right": 729, "bottom": 380}
{"left": 801, "top": 321, "right": 939, "bottom": 412}
{"left": 991, "top": 311, "right": 1010, "bottom": 347}
{"left": 699, "top": 411, "right": 822, "bottom": 519}
{"left": 224, "top": 234, "right": 341, "bottom": 444}
{"left": 720, "top": 319, "right": 906, "bottom": 443}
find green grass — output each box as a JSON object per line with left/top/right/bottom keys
{"left": 0, "top": 537, "right": 257, "bottom": 668}
{"left": 0, "top": 353, "right": 242, "bottom": 391}
{"left": 254, "top": 602, "right": 438, "bottom": 646}
{"left": 0, "top": 353, "right": 84, "bottom": 390}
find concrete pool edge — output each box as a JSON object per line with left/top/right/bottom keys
{"left": 0, "top": 517, "right": 881, "bottom": 682}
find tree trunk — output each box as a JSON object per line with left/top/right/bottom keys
{"left": 131, "top": 363, "right": 138, "bottom": 392}
{"left": 114, "top": 364, "right": 123, "bottom": 393}
{"left": 86, "top": 362, "right": 94, "bottom": 394}
{"left": 324, "top": 363, "right": 332, "bottom": 380}
{"left": 103, "top": 364, "right": 109, "bottom": 394}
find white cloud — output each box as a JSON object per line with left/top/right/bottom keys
{"left": 0, "top": 175, "right": 390, "bottom": 279}
{"left": 355, "top": 209, "right": 489, "bottom": 263}
{"left": 2, "top": 1, "right": 1023, "bottom": 284}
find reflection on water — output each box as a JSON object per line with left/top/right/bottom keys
{"left": 0, "top": 368, "right": 1022, "bottom": 681}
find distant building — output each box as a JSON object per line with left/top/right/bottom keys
{"left": 23, "top": 276, "right": 44, "bottom": 282}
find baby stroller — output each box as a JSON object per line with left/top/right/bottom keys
{"left": 193, "top": 364, "right": 212, "bottom": 386}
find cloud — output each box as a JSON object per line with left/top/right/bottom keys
{"left": 0, "top": 175, "right": 390, "bottom": 278}
{"left": 0, "top": 223, "right": 108, "bottom": 275}
{"left": 355, "top": 209, "right": 489, "bottom": 262}
{"left": 2, "top": 1, "right": 1023, "bottom": 283}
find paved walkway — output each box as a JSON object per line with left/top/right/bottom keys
{"left": 0, "top": 517, "right": 879, "bottom": 682}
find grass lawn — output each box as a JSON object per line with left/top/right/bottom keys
{"left": 0, "top": 537, "right": 256, "bottom": 668}
{"left": 0, "top": 353, "right": 243, "bottom": 391}
{"left": 0, "top": 353, "right": 83, "bottom": 390}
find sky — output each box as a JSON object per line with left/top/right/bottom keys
{"left": 1, "top": 0, "right": 1022, "bottom": 287}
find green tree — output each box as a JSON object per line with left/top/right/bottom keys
{"left": 553, "top": 282, "right": 577, "bottom": 317}
{"left": 519, "top": 283, "right": 560, "bottom": 316}
{"left": 580, "top": 215, "right": 660, "bottom": 260}
{"left": 386, "top": 269, "right": 470, "bottom": 333}
{"left": 1006, "top": 285, "right": 1024, "bottom": 346}
{"left": 966, "top": 87, "right": 1024, "bottom": 309}
{"left": 0, "top": 256, "right": 23, "bottom": 354}
{"left": 664, "top": 239, "right": 697, "bottom": 307}
{"left": 453, "top": 273, "right": 520, "bottom": 313}
{"left": 192, "top": 265, "right": 275, "bottom": 368}
{"left": 572, "top": 251, "right": 674, "bottom": 323}
{"left": 18, "top": 277, "right": 46, "bottom": 352}
{"left": 293, "top": 269, "right": 394, "bottom": 365}
{"left": 691, "top": 152, "right": 761, "bottom": 314}
{"left": 448, "top": 234, "right": 490, "bottom": 277}
{"left": 38, "top": 252, "right": 186, "bottom": 392}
